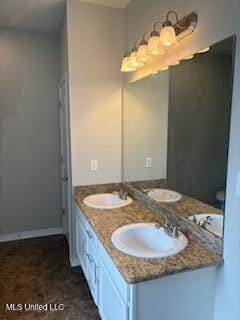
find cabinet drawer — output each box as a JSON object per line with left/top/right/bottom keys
{"left": 86, "top": 237, "right": 98, "bottom": 272}
{"left": 75, "top": 205, "right": 88, "bottom": 229}
{"left": 87, "top": 258, "right": 98, "bottom": 305}
{"left": 86, "top": 221, "right": 98, "bottom": 248}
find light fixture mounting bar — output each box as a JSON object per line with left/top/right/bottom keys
{"left": 174, "top": 12, "right": 198, "bottom": 41}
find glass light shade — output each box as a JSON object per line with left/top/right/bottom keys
{"left": 121, "top": 57, "right": 136, "bottom": 72}
{"left": 148, "top": 36, "right": 164, "bottom": 56}
{"left": 138, "top": 44, "right": 149, "bottom": 62}
{"left": 160, "top": 26, "right": 177, "bottom": 47}
{"left": 130, "top": 51, "right": 139, "bottom": 67}
{"left": 159, "top": 66, "right": 169, "bottom": 71}
{"left": 170, "top": 61, "right": 180, "bottom": 66}
{"left": 198, "top": 47, "right": 210, "bottom": 53}
{"left": 136, "top": 60, "right": 144, "bottom": 69}
{"left": 183, "top": 54, "right": 194, "bottom": 60}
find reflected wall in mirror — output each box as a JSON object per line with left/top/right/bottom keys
{"left": 123, "top": 36, "right": 235, "bottom": 239}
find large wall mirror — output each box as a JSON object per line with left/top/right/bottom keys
{"left": 123, "top": 36, "right": 235, "bottom": 239}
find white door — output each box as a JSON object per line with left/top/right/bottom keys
{"left": 59, "top": 73, "right": 71, "bottom": 242}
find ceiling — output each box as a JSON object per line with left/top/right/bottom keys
{"left": 78, "top": 0, "right": 131, "bottom": 9}
{"left": 0, "top": 0, "right": 66, "bottom": 33}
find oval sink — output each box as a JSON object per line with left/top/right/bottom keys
{"left": 147, "top": 189, "right": 182, "bottom": 203}
{"left": 111, "top": 223, "right": 188, "bottom": 258}
{"left": 188, "top": 214, "right": 223, "bottom": 237}
{"left": 83, "top": 193, "right": 132, "bottom": 209}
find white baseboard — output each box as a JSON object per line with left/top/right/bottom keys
{"left": 69, "top": 253, "right": 80, "bottom": 267}
{"left": 0, "top": 227, "right": 63, "bottom": 243}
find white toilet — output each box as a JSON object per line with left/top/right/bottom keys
{"left": 216, "top": 190, "right": 225, "bottom": 210}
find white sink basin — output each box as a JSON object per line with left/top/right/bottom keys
{"left": 188, "top": 214, "right": 223, "bottom": 237}
{"left": 111, "top": 223, "right": 188, "bottom": 258}
{"left": 83, "top": 193, "right": 132, "bottom": 209}
{"left": 147, "top": 189, "right": 182, "bottom": 203}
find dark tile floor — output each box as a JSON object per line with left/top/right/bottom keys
{"left": 0, "top": 235, "right": 100, "bottom": 320}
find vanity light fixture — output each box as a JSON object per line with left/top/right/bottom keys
{"left": 120, "top": 11, "right": 198, "bottom": 72}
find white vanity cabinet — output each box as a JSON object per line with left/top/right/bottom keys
{"left": 76, "top": 214, "right": 88, "bottom": 276}
{"left": 75, "top": 207, "right": 99, "bottom": 304}
{"left": 75, "top": 204, "right": 217, "bottom": 320}
{"left": 75, "top": 205, "right": 130, "bottom": 318}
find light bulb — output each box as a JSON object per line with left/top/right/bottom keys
{"left": 160, "top": 25, "right": 177, "bottom": 47}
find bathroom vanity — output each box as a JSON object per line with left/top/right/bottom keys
{"left": 74, "top": 184, "right": 221, "bottom": 320}
{"left": 71, "top": 36, "right": 236, "bottom": 320}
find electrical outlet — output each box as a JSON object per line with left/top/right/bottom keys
{"left": 145, "top": 157, "right": 152, "bottom": 168}
{"left": 236, "top": 172, "right": 240, "bottom": 196}
{"left": 91, "top": 160, "right": 98, "bottom": 172}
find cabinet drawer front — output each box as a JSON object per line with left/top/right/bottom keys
{"left": 86, "top": 237, "right": 98, "bottom": 272}
{"left": 88, "top": 262, "right": 98, "bottom": 305}
{"left": 99, "top": 245, "right": 129, "bottom": 303}
{"left": 76, "top": 205, "right": 88, "bottom": 229}
{"left": 86, "top": 222, "right": 98, "bottom": 248}
{"left": 76, "top": 215, "right": 88, "bottom": 277}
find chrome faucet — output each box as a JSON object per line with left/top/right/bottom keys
{"left": 155, "top": 220, "right": 179, "bottom": 238}
{"left": 193, "top": 215, "right": 213, "bottom": 229}
{"left": 112, "top": 189, "right": 128, "bottom": 200}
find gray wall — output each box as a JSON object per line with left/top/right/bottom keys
{"left": 67, "top": 0, "right": 124, "bottom": 186}
{"left": 60, "top": 14, "right": 68, "bottom": 77}
{"left": 167, "top": 52, "right": 232, "bottom": 205}
{"left": 0, "top": 27, "right": 61, "bottom": 234}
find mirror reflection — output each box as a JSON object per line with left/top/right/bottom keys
{"left": 123, "top": 36, "right": 235, "bottom": 238}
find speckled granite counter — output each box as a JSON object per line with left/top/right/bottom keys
{"left": 127, "top": 180, "right": 223, "bottom": 219}
{"left": 74, "top": 184, "right": 222, "bottom": 284}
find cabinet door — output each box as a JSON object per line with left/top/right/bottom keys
{"left": 99, "top": 259, "right": 128, "bottom": 320}
{"left": 76, "top": 216, "right": 88, "bottom": 277}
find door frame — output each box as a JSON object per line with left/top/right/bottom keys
{"left": 59, "top": 71, "right": 72, "bottom": 245}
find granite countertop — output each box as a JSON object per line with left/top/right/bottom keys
{"left": 128, "top": 180, "right": 223, "bottom": 219}
{"left": 74, "top": 184, "right": 223, "bottom": 284}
